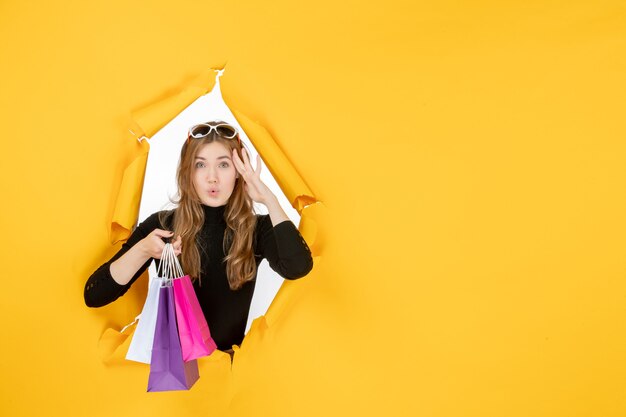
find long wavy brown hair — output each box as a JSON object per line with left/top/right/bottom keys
{"left": 159, "top": 120, "right": 258, "bottom": 290}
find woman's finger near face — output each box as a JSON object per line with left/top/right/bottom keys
{"left": 237, "top": 149, "right": 247, "bottom": 170}
{"left": 255, "top": 154, "right": 262, "bottom": 177}
{"left": 233, "top": 149, "right": 245, "bottom": 173}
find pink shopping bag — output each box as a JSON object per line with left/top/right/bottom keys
{"left": 173, "top": 275, "right": 218, "bottom": 361}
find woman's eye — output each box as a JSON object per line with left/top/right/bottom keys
{"left": 195, "top": 162, "right": 205, "bottom": 168}
{"left": 220, "top": 163, "right": 229, "bottom": 168}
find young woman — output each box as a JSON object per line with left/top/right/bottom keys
{"left": 84, "top": 120, "right": 313, "bottom": 360}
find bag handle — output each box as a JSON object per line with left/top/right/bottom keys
{"left": 155, "top": 243, "right": 171, "bottom": 278}
{"left": 165, "top": 243, "right": 175, "bottom": 283}
{"left": 156, "top": 243, "right": 182, "bottom": 287}
{"left": 154, "top": 242, "right": 185, "bottom": 283}
{"left": 171, "top": 246, "right": 184, "bottom": 278}
{"left": 167, "top": 244, "right": 176, "bottom": 286}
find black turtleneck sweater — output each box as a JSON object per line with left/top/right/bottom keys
{"left": 84, "top": 204, "right": 313, "bottom": 351}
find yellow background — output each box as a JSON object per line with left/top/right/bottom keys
{"left": 1, "top": 1, "right": 625, "bottom": 416}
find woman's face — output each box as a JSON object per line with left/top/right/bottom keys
{"left": 192, "top": 141, "right": 238, "bottom": 207}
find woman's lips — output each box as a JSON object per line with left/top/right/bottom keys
{"left": 209, "top": 190, "right": 219, "bottom": 197}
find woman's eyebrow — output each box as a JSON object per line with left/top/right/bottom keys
{"left": 195, "top": 156, "right": 232, "bottom": 161}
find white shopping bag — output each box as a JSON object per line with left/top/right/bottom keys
{"left": 125, "top": 274, "right": 164, "bottom": 364}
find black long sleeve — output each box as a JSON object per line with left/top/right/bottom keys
{"left": 84, "top": 204, "right": 313, "bottom": 350}
{"left": 255, "top": 215, "right": 314, "bottom": 279}
{"left": 84, "top": 212, "right": 163, "bottom": 307}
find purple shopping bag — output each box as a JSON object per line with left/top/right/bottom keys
{"left": 173, "top": 275, "right": 217, "bottom": 361}
{"left": 147, "top": 285, "right": 199, "bottom": 392}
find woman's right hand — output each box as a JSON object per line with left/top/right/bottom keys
{"left": 139, "top": 229, "right": 182, "bottom": 258}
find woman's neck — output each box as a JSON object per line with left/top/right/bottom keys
{"left": 201, "top": 203, "right": 227, "bottom": 224}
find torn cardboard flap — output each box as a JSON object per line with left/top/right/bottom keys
{"left": 110, "top": 142, "right": 149, "bottom": 244}
{"left": 130, "top": 68, "right": 218, "bottom": 139}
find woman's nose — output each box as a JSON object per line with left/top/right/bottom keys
{"left": 206, "top": 168, "right": 218, "bottom": 183}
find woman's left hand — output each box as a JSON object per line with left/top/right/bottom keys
{"left": 232, "top": 148, "right": 275, "bottom": 205}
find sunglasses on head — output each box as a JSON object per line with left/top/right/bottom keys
{"left": 187, "top": 122, "right": 240, "bottom": 145}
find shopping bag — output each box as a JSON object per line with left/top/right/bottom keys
{"left": 147, "top": 284, "right": 199, "bottom": 392}
{"left": 147, "top": 243, "right": 199, "bottom": 392}
{"left": 125, "top": 276, "right": 163, "bottom": 364}
{"left": 173, "top": 275, "right": 218, "bottom": 361}
{"left": 167, "top": 246, "right": 217, "bottom": 361}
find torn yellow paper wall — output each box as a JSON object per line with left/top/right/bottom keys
{"left": 4, "top": 1, "right": 625, "bottom": 416}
